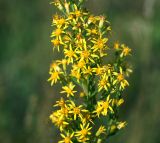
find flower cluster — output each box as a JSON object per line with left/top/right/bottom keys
{"left": 48, "top": 0, "right": 132, "bottom": 143}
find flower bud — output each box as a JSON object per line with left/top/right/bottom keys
{"left": 64, "top": 2, "right": 70, "bottom": 14}
{"left": 99, "top": 16, "right": 105, "bottom": 29}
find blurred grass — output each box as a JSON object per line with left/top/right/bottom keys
{"left": 0, "top": 0, "right": 160, "bottom": 143}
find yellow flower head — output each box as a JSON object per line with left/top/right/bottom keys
{"left": 75, "top": 122, "right": 92, "bottom": 140}
{"left": 68, "top": 100, "right": 88, "bottom": 120}
{"left": 59, "top": 132, "right": 74, "bottom": 143}
{"left": 96, "top": 125, "right": 106, "bottom": 136}
{"left": 93, "top": 95, "right": 113, "bottom": 117}
{"left": 50, "top": 112, "right": 68, "bottom": 131}
{"left": 61, "top": 82, "right": 77, "bottom": 97}
{"left": 48, "top": 70, "right": 62, "bottom": 85}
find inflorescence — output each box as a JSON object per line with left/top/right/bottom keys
{"left": 48, "top": 0, "right": 132, "bottom": 143}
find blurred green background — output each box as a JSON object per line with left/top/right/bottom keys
{"left": 0, "top": 0, "right": 160, "bottom": 143}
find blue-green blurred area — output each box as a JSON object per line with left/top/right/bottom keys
{"left": 0, "top": 0, "right": 160, "bottom": 143}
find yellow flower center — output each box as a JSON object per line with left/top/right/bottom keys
{"left": 96, "top": 106, "right": 103, "bottom": 114}
{"left": 95, "top": 68, "right": 103, "bottom": 75}
{"left": 102, "top": 101, "right": 109, "bottom": 109}
{"left": 64, "top": 137, "right": 71, "bottom": 143}
{"left": 77, "top": 61, "right": 85, "bottom": 68}
{"left": 61, "top": 59, "right": 67, "bottom": 65}
{"left": 52, "top": 39, "right": 60, "bottom": 46}
{"left": 75, "top": 10, "right": 81, "bottom": 17}
{"left": 66, "top": 50, "right": 75, "bottom": 58}
{"left": 71, "top": 70, "right": 81, "bottom": 79}
{"left": 88, "top": 15, "right": 96, "bottom": 23}
{"left": 65, "top": 88, "right": 72, "bottom": 94}
{"left": 51, "top": 72, "right": 59, "bottom": 80}
{"left": 56, "top": 118, "right": 63, "bottom": 126}
{"left": 58, "top": 99, "right": 65, "bottom": 107}
{"left": 123, "top": 47, "right": 131, "bottom": 56}
{"left": 99, "top": 79, "right": 107, "bottom": 87}
{"left": 81, "top": 50, "right": 90, "bottom": 58}
{"left": 73, "top": 107, "right": 80, "bottom": 114}
{"left": 55, "top": 28, "right": 62, "bottom": 36}
{"left": 114, "top": 42, "right": 119, "bottom": 50}
{"left": 61, "top": 108, "right": 69, "bottom": 116}
{"left": 91, "top": 29, "right": 97, "bottom": 34}
{"left": 81, "top": 129, "right": 88, "bottom": 136}
{"left": 97, "top": 39, "right": 104, "bottom": 49}
{"left": 117, "top": 74, "right": 124, "bottom": 81}
{"left": 58, "top": 18, "right": 65, "bottom": 25}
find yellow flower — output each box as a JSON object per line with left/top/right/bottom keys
{"left": 52, "top": 14, "right": 59, "bottom": 24}
{"left": 58, "top": 17, "right": 66, "bottom": 26}
{"left": 78, "top": 137, "right": 89, "bottom": 143}
{"left": 68, "top": 100, "right": 88, "bottom": 120}
{"left": 75, "top": 122, "right": 92, "bottom": 140}
{"left": 70, "top": 4, "right": 88, "bottom": 20}
{"left": 92, "top": 65, "right": 104, "bottom": 75}
{"left": 50, "top": 111, "right": 68, "bottom": 131}
{"left": 94, "top": 95, "right": 113, "bottom": 117}
{"left": 117, "top": 121, "right": 127, "bottom": 130}
{"left": 98, "top": 73, "right": 110, "bottom": 91}
{"left": 112, "top": 98, "right": 124, "bottom": 107}
{"left": 51, "top": 37, "right": 64, "bottom": 51}
{"left": 59, "top": 132, "right": 74, "bottom": 143}
{"left": 91, "top": 37, "right": 108, "bottom": 52}
{"left": 121, "top": 44, "right": 131, "bottom": 57}
{"left": 52, "top": 0, "right": 63, "bottom": 11}
{"left": 96, "top": 125, "right": 106, "bottom": 136}
{"left": 51, "top": 28, "right": 63, "bottom": 37}
{"left": 59, "top": 105, "right": 69, "bottom": 118}
{"left": 61, "top": 82, "right": 77, "bottom": 97}
{"left": 93, "top": 103, "right": 103, "bottom": 117}
{"left": 64, "top": 44, "right": 78, "bottom": 64}
{"left": 81, "top": 111, "right": 94, "bottom": 124}
{"left": 49, "top": 61, "right": 61, "bottom": 72}
{"left": 48, "top": 62, "right": 63, "bottom": 85}
{"left": 71, "top": 59, "right": 86, "bottom": 76}
{"left": 82, "top": 66, "right": 92, "bottom": 77}
{"left": 52, "top": 14, "right": 67, "bottom": 27}
{"left": 57, "top": 59, "right": 67, "bottom": 70}
{"left": 88, "top": 15, "right": 97, "bottom": 24}
{"left": 113, "top": 67, "right": 129, "bottom": 90}
{"left": 76, "top": 59, "right": 86, "bottom": 69}
{"left": 76, "top": 39, "right": 99, "bottom": 63}
{"left": 51, "top": 38, "right": 61, "bottom": 46}
{"left": 114, "top": 41, "right": 120, "bottom": 50}
{"left": 54, "top": 97, "right": 66, "bottom": 107}
{"left": 86, "top": 28, "right": 99, "bottom": 36}
{"left": 70, "top": 68, "right": 81, "bottom": 81}
{"left": 101, "top": 95, "right": 113, "bottom": 115}
{"left": 48, "top": 70, "right": 62, "bottom": 85}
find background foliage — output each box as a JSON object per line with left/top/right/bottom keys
{"left": 0, "top": 0, "right": 160, "bottom": 143}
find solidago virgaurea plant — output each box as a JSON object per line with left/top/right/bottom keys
{"left": 48, "top": 0, "right": 132, "bottom": 143}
